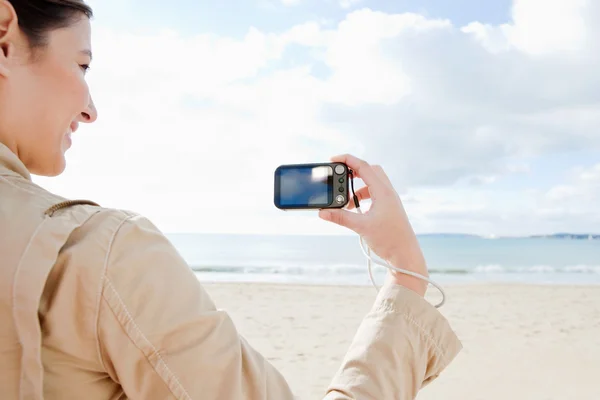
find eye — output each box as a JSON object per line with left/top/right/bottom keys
{"left": 80, "top": 64, "right": 91, "bottom": 74}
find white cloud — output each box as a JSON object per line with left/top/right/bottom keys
{"left": 463, "top": 0, "right": 591, "bottom": 55}
{"left": 35, "top": 1, "right": 600, "bottom": 235}
{"left": 505, "top": 0, "right": 589, "bottom": 55}
{"left": 318, "top": 3, "right": 600, "bottom": 187}
{"left": 544, "top": 164, "right": 600, "bottom": 208}
{"left": 320, "top": 11, "right": 451, "bottom": 106}
{"left": 339, "top": 0, "right": 364, "bottom": 10}
{"left": 401, "top": 162, "right": 600, "bottom": 237}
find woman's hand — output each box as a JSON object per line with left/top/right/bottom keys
{"left": 318, "top": 154, "right": 429, "bottom": 296}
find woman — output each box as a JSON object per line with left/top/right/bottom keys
{"left": 0, "top": 0, "right": 461, "bottom": 399}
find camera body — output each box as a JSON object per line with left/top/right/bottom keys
{"left": 274, "top": 162, "right": 350, "bottom": 210}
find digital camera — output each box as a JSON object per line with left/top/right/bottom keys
{"left": 274, "top": 163, "right": 350, "bottom": 210}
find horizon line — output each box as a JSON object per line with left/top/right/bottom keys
{"left": 163, "top": 232, "right": 600, "bottom": 237}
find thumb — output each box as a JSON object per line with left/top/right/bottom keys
{"left": 319, "top": 209, "right": 363, "bottom": 232}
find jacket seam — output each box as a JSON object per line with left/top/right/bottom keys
{"left": 97, "top": 215, "right": 192, "bottom": 400}
{"left": 95, "top": 213, "right": 134, "bottom": 374}
{"left": 11, "top": 217, "right": 48, "bottom": 398}
{"left": 374, "top": 286, "right": 452, "bottom": 365}
{"left": 400, "top": 312, "right": 450, "bottom": 365}
{"left": 101, "top": 278, "right": 193, "bottom": 400}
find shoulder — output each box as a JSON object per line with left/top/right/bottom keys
{"left": 99, "top": 212, "right": 190, "bottom": 279}
{"left": 56, "top": 203, "right": 198, "bottom": 309}
{"left": 63, "top": 205, "right": 189, "bottom": 284}
{"left": 60, "top": 204, "right": 169, "bottom": 263}
{"left": 89, "top": 208, "right": 213, "bottom": 326}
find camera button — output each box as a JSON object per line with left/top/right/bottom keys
{"left": 336, "top": 195, "right": 345, "bottom": 204}
{"left": 334, "top": 165, "right": 345, "bottom": 175}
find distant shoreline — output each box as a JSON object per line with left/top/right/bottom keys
{"left": 418, "top": 233, "right": 600, "bottom": 240}
{"left": 166, "top": 232, "right": 600, "bottom": 239}
{"left": 527, "top": 234, "right": 600, "bottom": 240}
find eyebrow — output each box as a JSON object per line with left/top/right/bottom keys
{"left": 81, "top": 49, "right": 93, "bottom": 61}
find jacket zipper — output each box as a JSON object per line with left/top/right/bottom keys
{"left": 44, "top": 200, "right": 101, "bottom": 217}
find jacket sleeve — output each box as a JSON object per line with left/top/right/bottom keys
{"left": 323, "top": 283, "right": 462, "bottom": 399}
{"left": 96, "top": 214, "right": 461, "bottom": 400}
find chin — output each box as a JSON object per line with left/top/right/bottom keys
{"left": 49, "top": 157, "right": 68, "bottom": 177}
{"left": 30, "top": 156, "right": 67, "bottom": 177}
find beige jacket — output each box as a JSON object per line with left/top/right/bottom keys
{"left": 0, "top": 142, "right": 462, "bottom": 399}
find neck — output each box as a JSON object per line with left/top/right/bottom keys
{"left": 0, "top": 139, "right": 31, "bottom": 181}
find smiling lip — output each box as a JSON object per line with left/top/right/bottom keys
{"left": 64, "top": 122, "right": 78, "bottom": 148}
{"left": 70, "top": 121, "right": 79, "bottom": 134}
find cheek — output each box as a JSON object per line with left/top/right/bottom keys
{"left": 30, "top": 68, "right": 88, "bottom": 170}
{"left": 43, "top": 68, "right": 90, "bottom": 149}
{"left": 24, "top": 64, "right": 87, "bottom": 134}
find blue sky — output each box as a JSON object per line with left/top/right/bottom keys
{"left": 38, "top": 0, "right": 600, "bottom": 235}
{"left": 96, "top": 0, "right": 512, "bottom": 36}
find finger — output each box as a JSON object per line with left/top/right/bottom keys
{"left": 330, "top": 154, "right": 383, "bottom": 192}
{"left": 347, "top": 186, "right": 371, "bottom": 210}
{"left": 319, "top": 208, "right": 364, "bottom": 232}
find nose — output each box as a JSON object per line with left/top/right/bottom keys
{"left": 80, "top": 96, "right": 98, "bottom": 123}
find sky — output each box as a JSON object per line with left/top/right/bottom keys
{"left": 34, "top": 0, "right": 600, "bottom": 236}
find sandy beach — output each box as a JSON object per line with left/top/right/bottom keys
{"left": 202, "top": 282, "right": 600, "bottom": 399}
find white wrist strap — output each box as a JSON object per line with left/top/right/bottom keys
{"left": 347, "top": 169, "right": 446, "bottom": 308}
{"left": 355, "top": 208, "right": 447, "bottom": 308}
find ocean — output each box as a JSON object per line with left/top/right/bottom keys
{"left": 165, "top": 233, "right": 600, "bottom": 286}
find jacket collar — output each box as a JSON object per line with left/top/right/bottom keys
{"left": 0, "top": 141, "right": 32, "bottom": 181}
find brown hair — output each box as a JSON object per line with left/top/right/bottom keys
{"left": 9, "top": 0, "right": 93, "bottom": 48}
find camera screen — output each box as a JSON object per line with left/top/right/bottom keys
{"left": 278, "top": 166, "right": 333, "bottom": 206}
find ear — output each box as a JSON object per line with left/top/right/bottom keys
{"left": 0, "top": 0, "right": 19, "bottom": 78}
